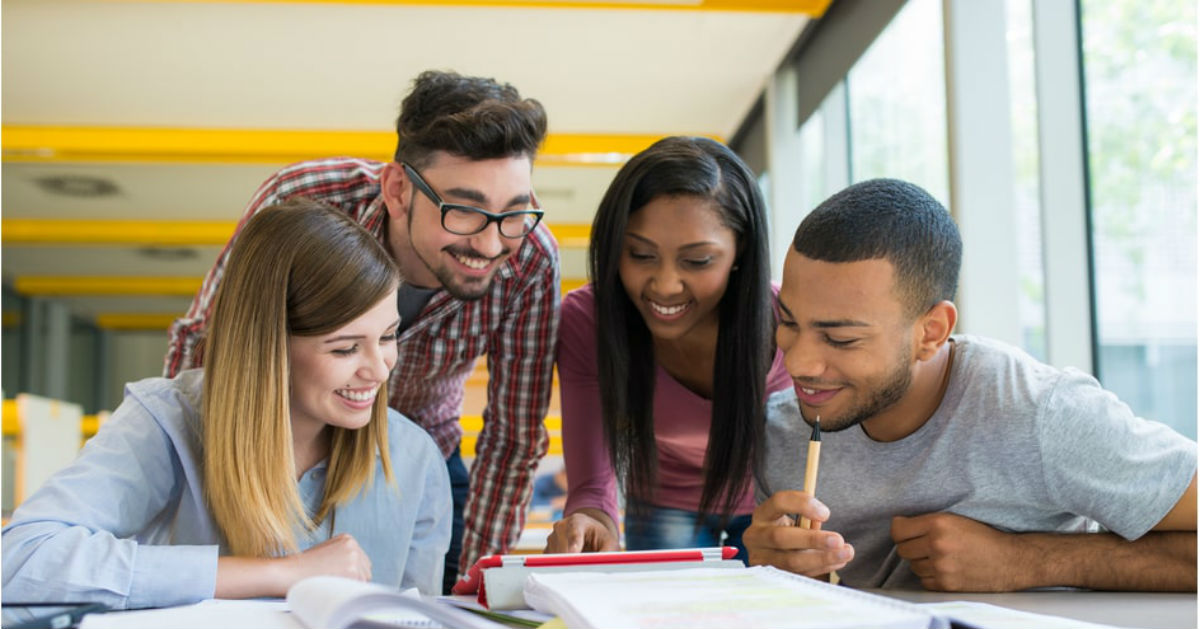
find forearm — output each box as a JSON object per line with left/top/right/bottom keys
{"left": 2, "top": 414, "right": 219, "bottom": 609}
{"left": 3, "top": 527, "right": 219, "bottom": 609}
{"left": 463, "top": 438, "right": 541, "bottom": 568}
{"left": 1019, "top": 531, "right": 1196, "bottom": 591}
{"left": 559, "top": 376, "right": 621, "bottom": 529}
{"left": 465, "top": 282, "right": 557, "bottom": 567}
{"left": 215, "top": 556, "right": 289, "bottom": 599}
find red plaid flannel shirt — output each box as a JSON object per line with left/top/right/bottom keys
{"left": 164, "top": 157, "right": 559, "bottom": 574}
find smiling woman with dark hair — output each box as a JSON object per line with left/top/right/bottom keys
{"left": 545, "top": 136, "right": 791, "bottom": 560}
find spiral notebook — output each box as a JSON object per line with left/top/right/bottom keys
{"left": 524, "top": 566, "right": 962, "bottom": 629}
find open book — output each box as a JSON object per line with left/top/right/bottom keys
{"left": 286, "top": 576, "right": 509, "bottom": 629}
{"left": 522, "top": 566, "right": 1120, "bottom": 629}
{"left": 80, "top": 577, "right": 509, "bottom": 629}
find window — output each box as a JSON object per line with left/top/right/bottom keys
{"left": 1080, "top": 0, "right": 1197, "bottom": 437}
{"left": 1006, "top": 0, "right": 1047, "bottom": 361}
{"left": 798, "top": 104, "right": 828, "bottom": 213}
{"left": 847, "top": 0, "right": 948, "bottom": 206}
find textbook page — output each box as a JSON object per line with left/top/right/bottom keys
{"left": 523, "top": 566, "right": 947, "bottom": 629}
{"left": 287, "top": 577, "right": 505, "bottom": 629}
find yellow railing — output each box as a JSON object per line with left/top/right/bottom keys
{"left": 2, "top": 400, "right": 103, "bottom": 439}
{"left": 3, "top": 218, "right": 594, "bottom": 249}
{"left": 459, "top": 415, "right": 563, "bottom": 458}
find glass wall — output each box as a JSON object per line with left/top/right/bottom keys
{"left": 1080, "top": 0, "right": 1197, "bottom": 437}
{"left": 798, "top": 102, "right": 828, "bottom": 213}
{"left": 846, "top": 0, "right": 948, "bottom": 206}
{"left": 781, "top": 0, "right": 1195, "bottom": 438}
{"left": 1006, "top": 0, "right": 1047, "bottom": 361}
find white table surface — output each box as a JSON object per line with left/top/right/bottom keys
{"left": 876, "top": 588, "right": 1197, "bottom": 629}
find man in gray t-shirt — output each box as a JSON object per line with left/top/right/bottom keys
{"left": 744, "top": 179, "right": 1196, "bottom": 592}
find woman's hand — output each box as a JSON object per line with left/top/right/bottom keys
{"left": 216, "top": 533, "right": 372, "bottom": 599}
{"left": 544, "top": 509, "right": 621, "bottom": 553}
{"left": 282, "top": 533, "right": 372, "bottom": 583}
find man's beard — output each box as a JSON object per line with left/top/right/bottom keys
{"left": 432, "top": 254, "right": 495, "bottom": 301}
{"left": 408, "top": 211, "right": 506, "bottom": 302}
{"left": 806, "top": 345, "right": 913, "bottom": 433}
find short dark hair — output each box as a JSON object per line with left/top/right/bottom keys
{"left": 793, "top": 178, "right": 962, "bottom": 317}
{"left": 590, "top": 136, "right": 774, "bottom": 521}
{"left": 393, "top": 70, "right": 548, "bottom": 168}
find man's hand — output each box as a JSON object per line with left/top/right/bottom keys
{"left": 891, "top": 512, "right": 1025, "bottom": 592}
{"left": 744, "top": 490, "right": 853, "bottom": 577}
{"left": 545, "top": 509, "right": 620, "bottom": 553}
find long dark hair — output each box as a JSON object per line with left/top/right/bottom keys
{"left": 589, "top": 136, "right": 773, "bottom": 520}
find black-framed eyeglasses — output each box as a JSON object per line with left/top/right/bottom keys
{"left": 402, "top": 163, "right": 544, "bottom": 238}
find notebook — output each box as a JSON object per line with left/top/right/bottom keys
{"left": 522, "top": 566, "right": 1122, "bottom": 629}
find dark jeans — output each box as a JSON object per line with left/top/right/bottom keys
{"left": 443, "top": 446, "right": 469, "bottom": 595}
{"left": 623, "top": 501, "right": 752, "bottom": 564}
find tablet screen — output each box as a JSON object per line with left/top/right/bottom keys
{"left": 1, "top": 603, "right": 108, "bottom": 629}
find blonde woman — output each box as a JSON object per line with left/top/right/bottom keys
{"left": 1, "top": 200, "right": 451, "bottom": 609}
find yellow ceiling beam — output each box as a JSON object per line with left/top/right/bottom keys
{"left": 2, "top": 126, "right": 717, "bottom": 167}
{"left": 3, "top": 219, "right": 237, "bottom": 246}
{"left": 14, "top": 276, "right": 589, "bottom": 297}
{"left": 13, "top": 276, "right": 204, "bottom": 297}
{"left": 2, "top": 126, "right": 390, "bottom": 164}
{"left": 546, "top": 223, "right": 591, "bottom": 248}
{"left": 540, "top": 133, "right": 721, "bottom": 166}
{"left": 94, "top": 313, "right": 182, "bottom": 330}
{"left": 3, "top": 218, "right": 591, "bottom": 247}
{"left": 141, "top": 0, "right": 828, "bottom": 15}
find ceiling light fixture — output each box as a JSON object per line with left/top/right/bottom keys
{"left": 34, "top": 175, "right": 120, "bottom": 198}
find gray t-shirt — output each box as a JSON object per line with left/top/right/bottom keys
{"left": 760, "top": 334, "right": 1197, "bottom": 589}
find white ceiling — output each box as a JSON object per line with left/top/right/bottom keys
{"left": 1, "top": 0, "right": 814, "bottom": 323}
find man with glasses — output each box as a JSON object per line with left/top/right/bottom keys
{"left": 165, "top": 70, "right": 559, "bottom": 594}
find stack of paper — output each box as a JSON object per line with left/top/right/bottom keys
{"left": 522, "top": 566, "right": 1125, "bottom": 629}
{"left": 523, "top": 566, "right": 944, "bottom": 629}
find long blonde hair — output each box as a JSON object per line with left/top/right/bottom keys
{"left": 202, "top": 199, "right": 399, "bottom": 557}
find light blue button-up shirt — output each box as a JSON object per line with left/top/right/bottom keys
{"left": 1, "top": 369, "right": 452, "bottom": 609}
